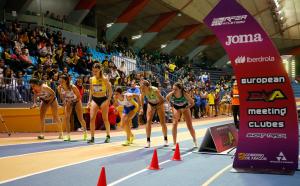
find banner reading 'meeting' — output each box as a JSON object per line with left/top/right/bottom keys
{"left": 204, "top": 0, "right": 298, "bottom": 172}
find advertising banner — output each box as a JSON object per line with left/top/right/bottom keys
{"left": 199, "top": 123, "right": 238, "bottom": 153}
{"left": 204, "top": 0, "right": 299, "bottom": 172}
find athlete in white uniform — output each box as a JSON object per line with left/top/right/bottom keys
{"left": 58, "top": 74, "right": 87, "bottom": 141}
{"left": 30, "top": 78, "right": 63, "bottom": 139}
{"left": 114, "top": 87, "right": 140, "bottom": 146}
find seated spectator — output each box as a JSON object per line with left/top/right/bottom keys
{"left": 19, "top": 48, "right": 33, "bottom": 66}
{"left": 1, "top": 67, "right": 24, "bottom": 103}
{"left": 102, "top": 56, "right": 109, "bottom": 68}
{"left": 33, "top": 64, "right": 43, "bottom": 79}
{"left": 97, "top": 102, "right": 120, "bottom": 130}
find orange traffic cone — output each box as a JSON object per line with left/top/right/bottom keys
{"left": 171, "top": 143, "right": 182, "bottom": 161}
{"left": 97, "top": 166, "right": 107, "bottom": 186}
{"left": 148, "top": 149, "right": 160, "bottom": 170}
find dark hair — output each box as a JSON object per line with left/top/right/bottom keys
{"left": 93, "top": 63, "right": 101, "bottom": 69}
{"left": 93, "top": 63, "right": 103, "bottom": 78}
{"left": 115, "top": 87, "right": 123, "bottom": 94}
{"left": 29, "top": 78, "right": 43, "bottom": 86}
{"left": 174, "top": 82, "right": 185, "bottom": 94}
{"left": 142, "top": 80, "right": 150, "bottom": 87}
{"left": 60, "top": 73, "right": 71, "bottom": 89}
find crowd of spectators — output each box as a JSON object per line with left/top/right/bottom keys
{"left": 0, "top": 20, "right": 236, "bottom": 130}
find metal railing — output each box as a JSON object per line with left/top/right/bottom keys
{"left": 136, "top": 59, "right": 180, "bottom": 84}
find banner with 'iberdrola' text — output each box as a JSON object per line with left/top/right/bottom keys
{"left": 204, "top": 0, "right": 298, "bottom": 172}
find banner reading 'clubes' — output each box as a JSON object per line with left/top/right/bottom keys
{"left": 204, "top": 0, "right": 298, "bottom": 172}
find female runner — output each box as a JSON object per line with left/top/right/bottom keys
{"left": 166, "top": 82, "right": 197, "bottom": 148}
{"left": 58, "top": 73, "right": 87, "bottom": 141}
{"left": 87, "top": 63, "right": 112, "bottom": 143}
{"left": 114, "top": 87, "right": 140, "bottom": 146}
{"left": 140, "top": 80, "right": 168, "bottom": 148}
{"left": 30, "top": 78, "right": 63, "bottom": 139}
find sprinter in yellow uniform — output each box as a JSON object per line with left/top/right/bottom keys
{"left": 87, "top": 63, "right": 112, "bottom": 143}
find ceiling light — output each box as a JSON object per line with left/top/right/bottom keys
{"left": 106, "top": 23, "right": 114, "bottom": 28}
{"left": 132, "top": 34, "right": 142, "bottom": 40}
{"left": 161, "top": 44, "right": 167, "bottom": 48}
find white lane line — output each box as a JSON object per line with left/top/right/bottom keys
{"left": 0, "top": 147, "right": 144, "bottom": 185}
{"left": 108, "top": 152, "right": 193, "bottom": 186}
{"left": 201, "top": 164, "right": 232, "bottom": 186}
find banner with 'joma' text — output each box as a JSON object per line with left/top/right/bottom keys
{"left": 204, "top": 0, "right": 298, "bottom": 173}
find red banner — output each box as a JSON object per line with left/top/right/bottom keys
{"left": 204, "top": 0, "right": 299, "bottom": 173}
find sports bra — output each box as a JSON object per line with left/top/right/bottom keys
{"left": 37, "top": 90, "right": 51, "bottom": 101}
{"left": 170, "top": 94, "right": 188, "bottom": 107}
{"left": 117, "top": 93, "right": 135, "bottom": 107}
{"left": 60, "top": 86, "right": 77, "bottom": 102}
{"left": 145, "top": 86, "right": 159, "bottom": 104}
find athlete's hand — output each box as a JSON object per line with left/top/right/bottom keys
{"left": 139, "top": 108, "right": 144, "bottom": 115}
{"left": 87, "top": 102, "right": 91, "bottom": 108}
{"left": 30, "top": 104, "right": 38, "bottom": 109}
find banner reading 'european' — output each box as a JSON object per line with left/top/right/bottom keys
{"left": 204, "top": 0, "right": 298, "bottom": 172}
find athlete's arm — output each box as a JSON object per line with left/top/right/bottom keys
{"left": 155, "top": 89, "right": 165, "bottom": 105}
{"left": 165, "top": 91, "right": 174, "bottom": 104}
{"left": 104, "top": 78, "right": 113, "bottom": 101}
{"left": 184, "top": 92, "right": 195, "bottom": 109}
{"left": 87, "top": 78, "right": 93, "bottom": 107}
{"left": 72, "top": 85, "right": 81, "bottom": 102}
{"left": 43, "top": 85, "right": 56, "bottom": 101}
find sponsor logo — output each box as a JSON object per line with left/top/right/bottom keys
{"left": 246, "top": 133, "right": 287, "bottom": 139}
{"left": 241, "top": 76, "right": 285, "bottom": 85}
{"left": 247, "top": 107, "right": 287, "bottom": 117}
{"left": 225, "top": 33, "right": 263, "bottom": 46}
{"left": 248, "top": 121, "right": 285, "bottom": 128}
{"left": 211, "top": 15, "right": 247, "bottom": 26}
{"left": 276, "top": 152, "right": 287, "bottom": 161}
{"left": 238, "top": 153, "right": 267, "bottom": 161}
{"left": 247, "top": 89, "right": 286, "bottom": 102}
{"left": 234, "top": 56, "right": 275, "bottom": 64}
{"left": 270, "top": 152, "right": 294, "bottom": 164}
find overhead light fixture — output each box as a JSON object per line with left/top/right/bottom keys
{"left": 161, "top": 44, "right": 167, "bottom": 48}
{"left": 106, "top": 23, "right": 114, "bottom": 28}
{"left": 132, "top": 34, "right": 142, "bottom": 40}
{"left": 177, "top": 12, "right": 182, "bottom": 17}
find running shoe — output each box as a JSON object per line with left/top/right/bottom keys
{"left": 129, "top": 135, "right": 135, "bottom": 144}
{"left": 122, "top": 140, "right": 130, "bottom": 146}
{"left": 104, "top": 136, "right": 110, "bottom": 143}
{"left": 83, "top": 131, "right": 87, "bottom": 141}
{"left": 37, "top": 135, "right": 44, "bottom": 140}
{"left": 145, "top": 141, "right": 150, "bottom": 148}
{"left": 64, "top": 135, "right": 71, "bottom": 141}
{"left": 163, "top": 140, "right": 169, "bottom": 147}
{"left": 193, "top": 140, "right": 198, "bottom": 149}
{"left": 87, "top": 138, "right": 95, "bottom": 144}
